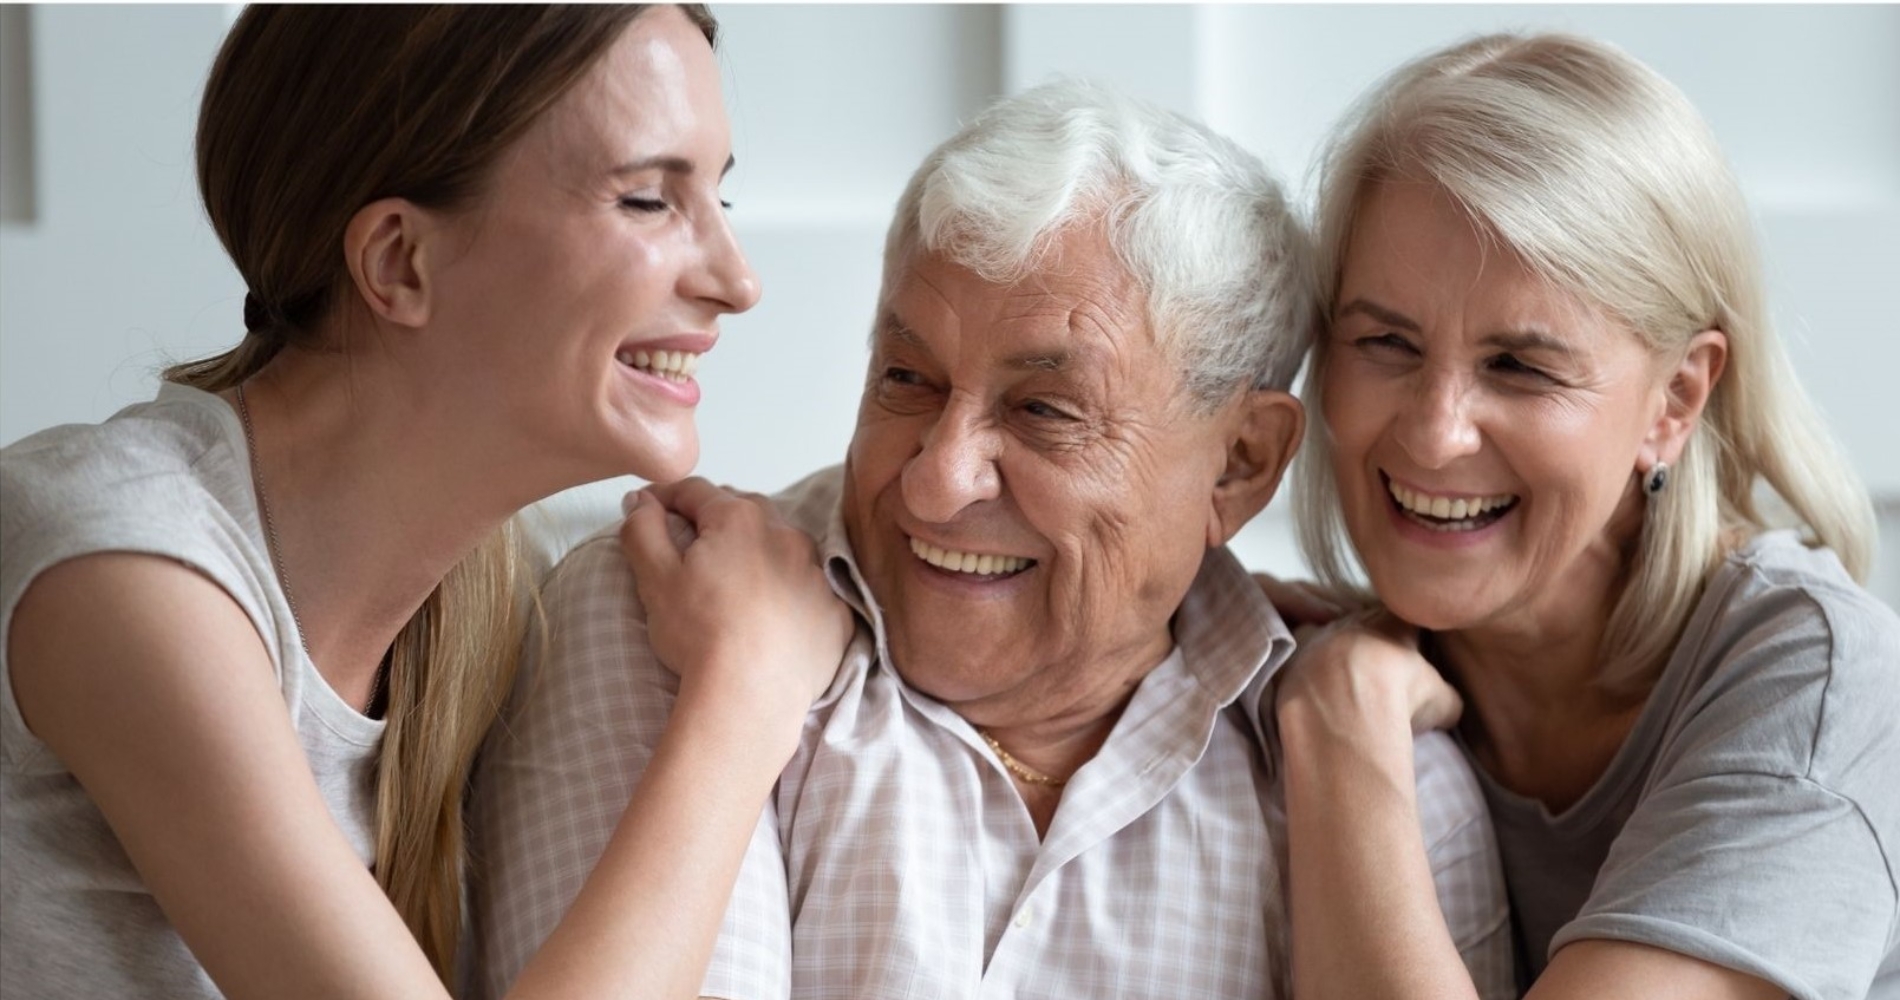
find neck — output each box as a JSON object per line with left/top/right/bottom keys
{"left": 1432, "top": 518, "right": 1651, "bottom": 809}
{"left": 230, "top": 349, "right": 568, "bottom": 702}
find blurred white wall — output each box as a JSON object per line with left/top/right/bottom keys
{"left": 2, "top": 5, "right": 1895, "bottom": 607}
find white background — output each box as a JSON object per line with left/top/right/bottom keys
{"left": 2, "top": 5, "right": 1895, "bottom": 606}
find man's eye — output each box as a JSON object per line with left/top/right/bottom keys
{"left": 882, "top": 367, "right": 925, "bottom": 387}
{"left": 1022, "top": 399, "right": 1073, "bottom": 421}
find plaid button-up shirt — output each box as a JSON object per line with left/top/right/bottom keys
{"left": 467, "top": 465, "right": 1513, "bottom": 999}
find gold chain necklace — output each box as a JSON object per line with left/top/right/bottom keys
{"left": 235, "top": 382, "right": 385, "bottom": 717}
{"left": 978, "top": 729, "right": 1070, "bottom": 787}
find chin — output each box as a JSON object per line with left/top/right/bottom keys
{"left": 625, "top": 429, "right": 699, "bottom": 484}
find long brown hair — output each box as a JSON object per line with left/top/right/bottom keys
{"left": 172, "top": 4, "right": 718, "bottom": 979}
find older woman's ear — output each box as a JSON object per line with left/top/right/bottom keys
{"left": 1639, "top": 329, "right": 1729, "bottom": 472}
{"left": 1206, "top": 390, "right": 1305, "bottom": 548}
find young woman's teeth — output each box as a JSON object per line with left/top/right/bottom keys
{"left": 615, "top": 348, "right": 701, "bottom": 383}
{"left": 908, "top": 536, "right": 1033, "bottom": 576}
{"left": 1388, "top": 481, "right": 1518, "bottom": 531}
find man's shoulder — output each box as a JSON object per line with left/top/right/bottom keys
{"left": 770, "top": 463, "right": 847, "bottom": 540}
{"left": 539, "top": 463, "right": 849, "bottom": 617}
{"left": 1412, "top": 730, "right": 1491, "bottom": 852}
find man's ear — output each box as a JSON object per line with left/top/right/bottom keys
{"left": 342, "top": 197, "right": 435, "bottom": 329}
{"left": 1206, "top": 389, "right": 1304, "bottom": 548}
{"left": 1638, "top": 329, "right": 1727, "bottom": 474}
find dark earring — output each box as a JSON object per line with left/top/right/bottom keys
{"left": 1644, "top": 462, "right": 1670, "bottom": 497}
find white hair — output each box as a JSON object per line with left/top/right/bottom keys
{"left": 881, "top": 78, "right": 1313, "bottom": 407}
{"left": 1293, "top": 32, "right": 1877, "bottom": 690}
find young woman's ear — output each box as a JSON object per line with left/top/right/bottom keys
{"left": 342, "top": 198, "right": 435, "bottom": 329}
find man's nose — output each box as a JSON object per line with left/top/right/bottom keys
{"left": 900, "top": 398, "right": 1002, "bottom": 524}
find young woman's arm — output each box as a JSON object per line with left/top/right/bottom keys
{"left": 10, "top": 553, "right": 447, "bottom": 998}
{"left": 1273, "top": 622, "right": 1784, "bottom": 1000}
{"left": 11, "top": 484, "right": 846, "bottom": 1000}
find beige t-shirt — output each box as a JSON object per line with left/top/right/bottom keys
{"left": 0, "top": 383, "right": 383, "bottom": 997}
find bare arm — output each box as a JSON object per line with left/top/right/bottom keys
{"left": 12, "top": 482, "right": 844, "bottom": 1000}
{"left": 502, "top": 481, "right": 844, "bottom": 999}
{"left": 1274, "top": 620, "right": 1786, "bottom": 1000}
{"left": 10, "top": 553, "right": 448, "bottom": 999}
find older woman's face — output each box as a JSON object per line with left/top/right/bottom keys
{"left": 1324, "top": 182, "right": 1668, "bottom": 634}
{"left": 841, "top": 225, "right": 1236, "bottom": 725}
{"left": 423, "top": 7, "right": 758, "bottom": 486}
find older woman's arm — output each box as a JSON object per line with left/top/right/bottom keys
{"left": 1275, "top": 624, "right": 1787, "bottom": 1000}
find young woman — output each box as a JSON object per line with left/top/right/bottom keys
{"left": 1269, "top": 32, "right": 1900, "bottom": 1000}
{"left": 0, "top": 6, "right": 849, "bottom": 999}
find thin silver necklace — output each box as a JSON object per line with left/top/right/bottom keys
{"left": 235, "top": 382, "right": 385, "bottom": 717}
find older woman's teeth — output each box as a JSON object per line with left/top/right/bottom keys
{"left": 615, "top": 348, "right": 701, "bottom": 383}
{"left": 909, "top": 536, "right": 1033, "bottom": 576}
{"left": 1388, "top": 481, "right": 1517, "bottom": 531}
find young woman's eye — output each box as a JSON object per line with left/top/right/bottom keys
{"left": 619, "top": 196, "right": 668, "bottom": 214}
{"left": 719, "top": 199, "right": 734, "bottom": 211}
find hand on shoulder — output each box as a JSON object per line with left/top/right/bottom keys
{"left": 618, "top": 478, "right": 852, "bottom": 709}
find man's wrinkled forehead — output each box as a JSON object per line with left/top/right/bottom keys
{"left": 871, "top": 241, "right": 1152, "bottom": 367}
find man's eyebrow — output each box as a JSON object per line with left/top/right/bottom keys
{"left": 1004, "top": 349, "right": 1067, "bottom": 372}
{"left": 876, "top": 317, "right": 1070, "bottom": 372}
{"left": 1336, "top": 297, "right": 1420, "bottom": 332}
{"left": 608, "top": 154, "right": 737, "bottom": 178}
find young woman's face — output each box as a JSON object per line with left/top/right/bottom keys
{"left": 425, "top": 7, "right": 758, "bottom": 486}
{"left": 1322, "top": 181, "right": 1669, "bottom": 635}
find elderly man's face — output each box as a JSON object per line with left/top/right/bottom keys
{"left": 841, "top": 225, "right": 1251, "bottom": 725}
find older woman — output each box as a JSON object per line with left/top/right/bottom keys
{"left": 1271, "top": 32, "right": 1900, "bottom": 1000}
{"left": 0, "top": 6, "right": 847, "bottom": 999}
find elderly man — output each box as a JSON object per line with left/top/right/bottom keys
{"left": 468, "top": 80, "right": 1511, "bottom": 999}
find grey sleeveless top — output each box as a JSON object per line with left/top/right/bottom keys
{"left": 1, "top": 383, "right": 383, "bottom": 997}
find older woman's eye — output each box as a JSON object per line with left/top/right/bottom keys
{"left": 1354, "top": 333, "right": 1416, "bottom": 355}
{"left": 1489, "top": 353, "right": 1552, "bottom": 381}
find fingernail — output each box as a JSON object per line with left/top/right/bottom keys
{"left": 620, "top": 490, "right": 642, "bottom": 517}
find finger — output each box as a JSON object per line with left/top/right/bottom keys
{"left": 645, "top": 477, "right": 732, "bottom": 524}
{"left": 1412, "top": 682, "right": 1464, "bottom": 735}
{"left": 618, "top": 490, "right": 684, "bottom": 579}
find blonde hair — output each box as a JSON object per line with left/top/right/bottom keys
{"left": 170, "top": 4, "right": 712, "bottom": 978}
{"left": 1294, "top": 32, "right": 1876, "bottom": 689}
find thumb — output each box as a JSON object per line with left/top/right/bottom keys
{"left": 618, "top": 490, "right": 682, "bottom": 582}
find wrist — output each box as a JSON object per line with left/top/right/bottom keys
{"left": 1276, "top": 663, "right": 1415, "bottom": 752}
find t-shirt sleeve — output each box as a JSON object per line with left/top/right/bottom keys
{"left": 464, "top": 533, "right": 791, "bottom": 1000}
{"left": 1553, "top": 581, "right": 1900, "bottom": 1000}
{"left": 1415, "top": 730, "right": 1516, "bottom": 1000}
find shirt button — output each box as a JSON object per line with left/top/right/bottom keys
{"left": 1014, "top": 908, "right": 1033, "bottom": 929}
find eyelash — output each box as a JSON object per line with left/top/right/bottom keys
{"left": 618, "top": 196, "right": 736, "bottom": 214}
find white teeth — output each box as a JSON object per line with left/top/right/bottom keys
{"left": 619, "top": 347, "right": 702, "bottom": 383}
{"left": 908, "top": 536, "right": 1032, "bottom": 576}
{"left": 1388, "top": 480, "right": 1517, "bottom": 524}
